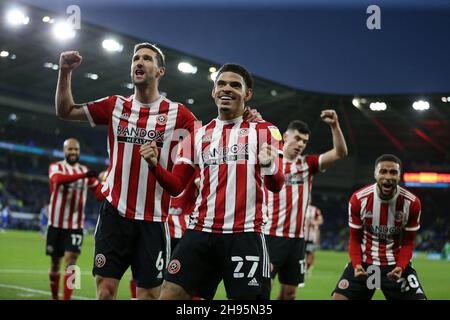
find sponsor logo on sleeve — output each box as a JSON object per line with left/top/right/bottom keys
{"left": 268, "top": 126, "right": 282, "bottom": 141}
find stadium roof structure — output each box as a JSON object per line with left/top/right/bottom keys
{"left": 0, "top": 1, "right": 449, "bottom": 167}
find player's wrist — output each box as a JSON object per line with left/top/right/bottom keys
{"left": 59, "top": 67, "right": 73, "bottom": 75}
{"left": 395, "top": 264, "right": 406, "bottom": 273}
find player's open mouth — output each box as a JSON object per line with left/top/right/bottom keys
{"left": 135, "top": 69, "right": 145, "bottom": 76}
{"left": 381, "top": 182, "right": 394, "bottom": 193}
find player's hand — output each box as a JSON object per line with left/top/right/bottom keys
{"left": 140, "top": 141, "right": 159, "bottom": 168}
{"left": 85, "top": 170, "right": 98, "bottom": 178}
{"left": 243, "top": 106, "right": 263, "bottom": 122}
{"left": 258, "top": 143, "right": 277, "bottom": 167}
{"left": 59, "top": 51, "right": 82, "bottom": 71}
{"left": 387, "top": 266, "right": 403, "bottom": 281}
{"left": 353, "top": 264, "right": 368, "bottom": 278}
{"left": 320, "top": 109, "right": 338, "bottom": 127}
{"left": 98, "top": 170, "right": 107, "bottom": 182}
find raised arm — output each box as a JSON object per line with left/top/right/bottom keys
{"left": 319, "top": 109, "right": 348, "bottom": 171}
{"left": 55, "top": 51, "right": 88, "bottom": 121}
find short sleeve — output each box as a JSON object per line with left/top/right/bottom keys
{"left": 176, "top": 131, "right": 196, "bottom": 168}
{"left": 177, "top": 105, "right": 198, "bottom": 134}
{"left": 405, "top": 197, "right": 421, "bottom": 232}
{"left": 305, "top": 155, "right": 320, "bottom": 175}
{"left": 257, "top": 121, "right": 283, "bottom": 153}
{"left": 48, "top": 163, "right": 62, "bottom": 179}
{"left": 348, "top": 193, "right": 362, "bottom": 229}
{"left": 83, "top": 96, "right": 117, "bottom": 127}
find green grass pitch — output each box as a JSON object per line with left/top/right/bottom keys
{"left": 0, "top": 230, "right": 448, "bottom": 300}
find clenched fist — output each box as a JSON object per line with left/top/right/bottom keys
{"left": 140, "top": 141, "right": 159, "bottom": 168}
{"left": 353, "top": 264, "right": 368, "bottom": 279}
{"left": 59, "top": 51, "right": 82, "bottom": 71}
{"left": 258, "top": 143, "right": 278, "bottom": 167}
{"left": 320, "top": 109, "right": 339, "bottom": 127}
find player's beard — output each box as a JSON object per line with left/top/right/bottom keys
{"left": 65, "top": 155, "right": 79, "bottom": 165}
{"left": 131, "top": 70, "right": 158, "bottom": 87}
{"left": 377, "top": 181, "right": 397, "bottom": 200}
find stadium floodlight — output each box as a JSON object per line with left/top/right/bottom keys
{"left": 102, "top": 39, "right": 123, "bottom": 53}
{"left": 52, "top": 21, "right": 76, "bottom": 41}
{"left": 352, "top": 97, "right": 368, "bottom": 109}
{"left": 186, "top": 98, "right": 194, "bottom": 105}
{"left": 442, "top": 97, "right": 447, "bottom": 103}
{"left": 271, "top": 90, "right": 278, "bottom": 97}
{"left": 209, "top": 67, "right": 217, "bottom": 73}
{"left": 369, "top": 102, "right": 387, "bottom": 111}
{"left": 352, "top": 98, "right": 361, "bottom": 108}
{"left": 85, "top": 73, "right": 99, "bottom": 80}
{"left": 178, "top": 62, "right": 197, "bottom": 74}
{"left": 42, "top": 16, "right": 55, "bottom": 24}
{"left": 210, "top": 71, "right": 218, "bottom": 81}
{"left": 412, "top": 100, "right": 430, "bottom": 111}
{"left": 0, "top": 51, "right": 9, "bottom": 58}
{"left": 43, "top": 62, "right": 59, "bottom": 70}
{"left": 8, "top": 113, "right": 18, "bottom": 122}
{"left": 6, "top": 9, "right": 30, "bottom": 26}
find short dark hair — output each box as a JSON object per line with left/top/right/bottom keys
{"left": 286, "top": 120, "right": 311, "bottom": 135}
{"left": 134, "top": 42, "right": 166, "bottom": 68}
{"left": 216, "top": 63, "right": 253, "bottom": 89}
{"left": 375, "top": 154, "right": 402, "bottom": 170}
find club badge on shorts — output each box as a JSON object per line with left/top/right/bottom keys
{"left": 338, "top": 279, "right": 349, "bottom": 290}
{"left": 168, "top": 259, "right": 181, "bottom": 274}
{"left": 95, "top": 253, "right": 106, "bottom": 268}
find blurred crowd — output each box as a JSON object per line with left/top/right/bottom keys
{"left": 1, "top": 157, "right": 449, "bottom": 254}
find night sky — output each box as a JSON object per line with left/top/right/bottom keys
{"left": 18, "top": 0, "right": 450, "bottom": 95}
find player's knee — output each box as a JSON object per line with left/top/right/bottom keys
{"left": 284, "top": 289, "right": 297, "bottom": 300}
{"left": 280, "top": 285, "right": 297, "bottom": 300}
{"left": 159, "top": 281, "right": 191, "bottom": 300}
{"left": 64, "top": 252, "right": 78, "bottom": 266}
{"left": 96, "top": 277, "right": 117, "bottom": 300}
{"left": 332, "top": 292, "right": 349, "bottom": 300}
{"left": 136, "top": 286, "right": 160, "bottom": 300}
{"left": 97, "top": 287, "right": 115, "bottom": 300}
{"left": 50, "top": 257, "right": 61, "bottom": 272}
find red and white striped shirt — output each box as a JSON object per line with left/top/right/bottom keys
{"left": 48, "top": 160, "right": 99, "bottom": 229}
{"left": 177, "top": 117, "right": 284, "bottom": 234}
{"left": 265, "top": 155, "right": 321, "bottom": 238}
{"left": 83, "top": 95, "right": 196, "bottom": 221}
{"left": 304, "top": 205, "right": 322, "bottom": 243}
{"left": 348, "top": 183, "right": 421, "bottom": 266}
{"left": 167, "top": 174, "right": 198, "bottom": 239}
